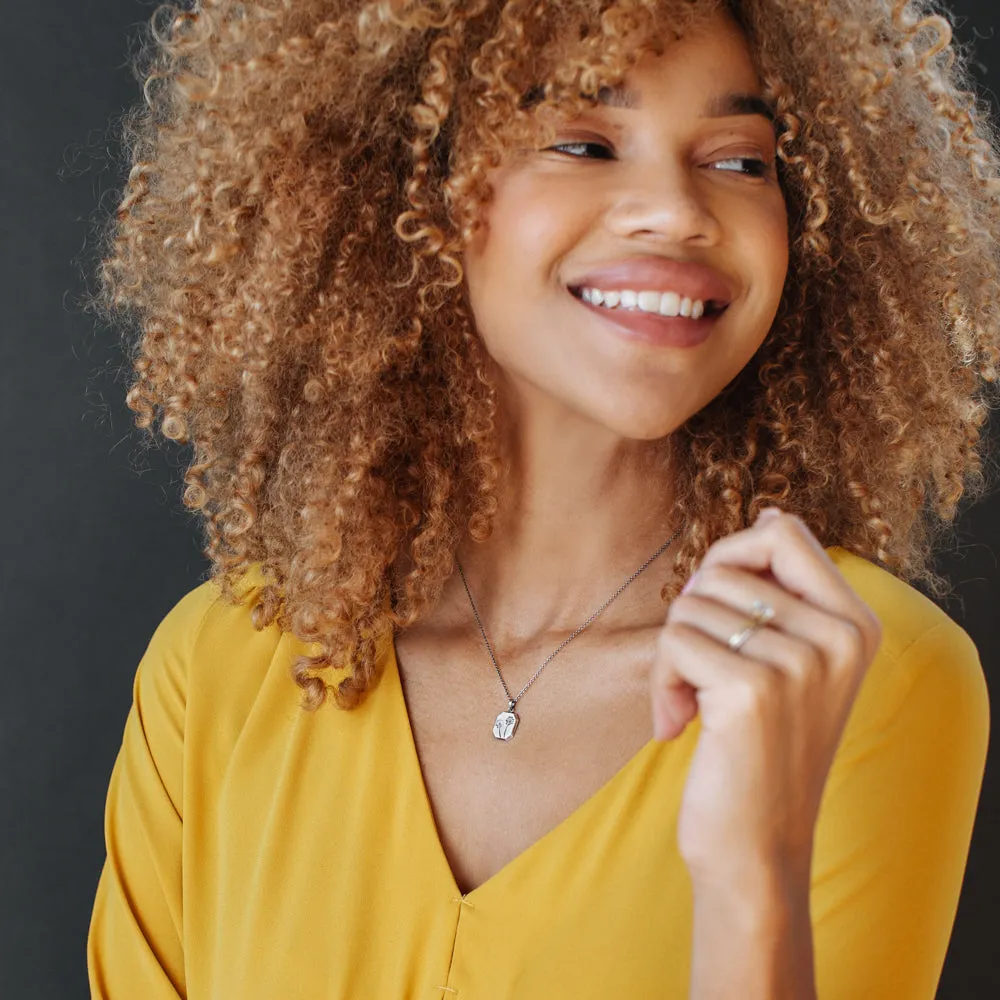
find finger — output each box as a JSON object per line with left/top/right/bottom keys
{"left": 677, "top": 564, "right": 863, "bottom": 670}
{"left": 668, "top": 590, "right": 824, "bottom": 678}
{"left": 694, "top": 511, "right": 880, "bottom": 644}
{"left": 651, "top": 622, "right": 775, "bottom": 732}
{"left": 651, "top": 676, "right": 700, "bottom": 740}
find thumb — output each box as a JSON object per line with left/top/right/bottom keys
{"left": 651, "top": 677, "right": 699, "bottom": 740}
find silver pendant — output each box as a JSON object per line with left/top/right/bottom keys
{"left": 493, "top": 704, "right": 519, "bottom": 741}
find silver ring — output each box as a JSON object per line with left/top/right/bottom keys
{"left": 727, "top": 599, "right": 776, "bottom": 654}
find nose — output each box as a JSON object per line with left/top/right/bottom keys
{"left": 602, "top": 161, "right": 722, "bottom": 246}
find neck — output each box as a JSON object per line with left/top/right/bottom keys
{"left": 446, "top": 381, "right": 683, "bottom": 650}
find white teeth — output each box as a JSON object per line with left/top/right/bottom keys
{"left": 637, "top": 290, "right": 661, "bottom": 313}
{"left": 659, "top": 291, "right": 680, "bottom": 317}
{"left": 578, "top": 286, "right": 711, "bottom": 319}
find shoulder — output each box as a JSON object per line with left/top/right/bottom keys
{"left": 807, "top": 550, "right": 989, "bottom": 999}
{"left": 824, "top": 546, "right": 971, "bottom": 660}
{"left": 139, "top": 562, "right": 278, "bottom": 683}
{"left": 134, "top": 563, "right": 314, "bottom": 749}
{"left": 823, "top": 545, "right": 990, "bottom": 754}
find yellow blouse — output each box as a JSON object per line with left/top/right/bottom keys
{"left": 88, "top": 546, "right": 990, "bottom": 999}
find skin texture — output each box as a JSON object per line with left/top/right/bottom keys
{"left": 466, "top": 14, "right": 788, "bottom": 433}
{"left": 452, "top": 9, "right": 788, "bottom": 647}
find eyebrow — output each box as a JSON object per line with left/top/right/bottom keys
{"left": 596, "top": 85, "right": 778, "bottom": 129}
{"left": 596, "top": 85, "right": 642, "bottom": 109}
{"left": 704, "top": 91, "right": 778, "bottom": 127}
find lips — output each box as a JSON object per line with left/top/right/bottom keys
{"left": 566, "top": 255, "right": 736, "bottom": 310}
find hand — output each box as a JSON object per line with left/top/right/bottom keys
{"left": 649, "top": 508, "right": 883, "bottom": 885}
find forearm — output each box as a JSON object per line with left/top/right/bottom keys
{"left": 689, "top": 865, "right": 816, "bottom": 1000}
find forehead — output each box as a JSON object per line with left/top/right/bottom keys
{"left": 588, "top": 13, "right": 775, "bottom": 130}
{"left": 515, "top": 6, "right": 775, "bottom": 131}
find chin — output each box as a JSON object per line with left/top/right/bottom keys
{"left": 620, "top": 422, "right": 683, "bottom": 443}
{"left": 585, "top": 408, "right": 688, "bottom": 443}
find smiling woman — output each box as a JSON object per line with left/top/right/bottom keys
{"left": 463, "top": 15, "right": 789, "bottom": 426}
{"left": 85, "top": 1, "right": 997, "bottom": 998}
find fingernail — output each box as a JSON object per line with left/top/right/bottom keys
{"left": 757, "top": 507, "right": 781, "bottom": 523}
{"left": 680, "top": 570, "right": 700, "bottom": 595}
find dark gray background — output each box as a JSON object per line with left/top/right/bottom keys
{"left": 1, "top": 0, "right": 997, "bottom": 995}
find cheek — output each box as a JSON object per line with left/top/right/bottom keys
{"left": 465, "top": 185, "right": 579, "bottom": 348}
{"left": 482, "top": 167, "right": 594, "bottom": 278}
{"left": 768, "top": 194, "right": 790, "bottom": 270}
{"left": 487, "top": 188, "right": 560, "bottom": 270}
{"left": 742, "top": 197, "right": 790, "bottom": 306}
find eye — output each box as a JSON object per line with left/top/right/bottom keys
{"left": 710, "top": 156, "right": 771, "bottom": 178}
{"left": 544, "top": 140, "right": 615, "bottom": 160}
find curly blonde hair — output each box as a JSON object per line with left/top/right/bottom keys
{"left": 87, "top": 0, "right": 1000, "bottom": 710}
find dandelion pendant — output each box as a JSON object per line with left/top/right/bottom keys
{"left": 493, "top": 701, "right": 519, "bottom": 741}
{"left": 457, "top": 530, "right": 683, "bottom": 749}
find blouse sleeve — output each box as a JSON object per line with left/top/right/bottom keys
{"left": 810, "top": 620, "right": 991, "bottom": 999}
{"left": 87, "top": 584, "right": 216, "bottom": 999}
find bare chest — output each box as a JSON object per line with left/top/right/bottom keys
{"left": 392, "top": 628, "right": 657, "bottom": 896}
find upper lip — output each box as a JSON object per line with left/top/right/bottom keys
{"left": 566, "top": 256, "right": 736, "bottom": 307}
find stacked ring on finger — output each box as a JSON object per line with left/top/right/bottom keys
{"left": 727, "top": 600, "right": 776, "bottom": 654}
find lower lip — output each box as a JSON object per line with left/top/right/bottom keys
{"left": 572, "top": 293, "right": 722, "bottom": 348}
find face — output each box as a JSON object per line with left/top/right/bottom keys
{"left": 461, "top": 9, "right": 789, "bottom": 441}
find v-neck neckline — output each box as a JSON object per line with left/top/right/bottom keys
{"left": 386, "top": 635, "right": 663, "bottom": 902}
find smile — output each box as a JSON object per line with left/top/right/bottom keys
{"left": 571, "top": 285, "right": 729, "bottom": 319}
{"left": 568, "top": 285, "right": 728, "bottom": 348}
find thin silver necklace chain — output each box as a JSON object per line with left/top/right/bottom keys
{"left": 455, "top": 524, "right": 685, "bottom": 740}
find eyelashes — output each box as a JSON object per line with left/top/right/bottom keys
{"left": 544, "top": 141, "right": 772, "bottom": 178}
{"left": 545, "top": 141, "right": 615, "bottom": 159}
{"left": 711, "top": 156, "right": 771, "bottom": 178}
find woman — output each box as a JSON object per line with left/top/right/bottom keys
{"left": 87, "top": 0, "right": 996, "bottom": 996}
